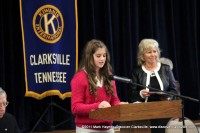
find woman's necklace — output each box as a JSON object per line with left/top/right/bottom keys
{"left": 145, "top": 63, "right": 157, "bottom": 72}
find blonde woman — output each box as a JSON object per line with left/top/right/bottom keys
{"left": 129, "top": 39, "right": 178, "bottom": 133}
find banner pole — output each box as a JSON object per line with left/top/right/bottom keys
{"left": 29, "top": 97, "right": 74, "bottom": 133}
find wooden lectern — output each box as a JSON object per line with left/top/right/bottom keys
{"left": 89, "top": 100, "right": 182, "bottom": 133}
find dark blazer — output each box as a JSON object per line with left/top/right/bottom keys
{"left": 0, "top": 112, "right": 21, "bottom": 133}
{"left": 128, "top": 63, "right": 177, "bottom": 102}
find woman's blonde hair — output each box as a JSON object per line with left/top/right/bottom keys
{"left": 137, "top": 39, "right": 161, "bottom": 65}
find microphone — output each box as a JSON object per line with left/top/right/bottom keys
{"left": 109, "top": 75, "right": 132, "bottom": 83}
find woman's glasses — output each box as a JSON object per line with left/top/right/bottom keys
{"left": 0, "top": 101, "right": 9, "bottom": 108}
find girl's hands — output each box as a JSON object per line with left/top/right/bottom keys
{"left": 98, "top": 101, "right": 111, "bottom": 108}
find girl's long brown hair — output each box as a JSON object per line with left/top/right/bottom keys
{"left": 78, "top": 39, "right": 114, "bottom": 96}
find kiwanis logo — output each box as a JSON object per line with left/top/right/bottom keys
{"left": 33, "top": 5, "right": 64, "bottom": 44}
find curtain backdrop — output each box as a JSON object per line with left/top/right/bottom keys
{"left": 0, "top": 0, "right": 200, "bottom": 132}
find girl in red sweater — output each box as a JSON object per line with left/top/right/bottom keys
{"left": 71, "top": 39, "right": 126, "bottom": 133}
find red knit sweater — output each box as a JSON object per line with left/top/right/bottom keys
{"left": 71, "top": 70, "right": 120, "bottom": 130}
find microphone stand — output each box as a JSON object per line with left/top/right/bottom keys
{"left": 129, "top": 81, "right": 199, "bottom": 133}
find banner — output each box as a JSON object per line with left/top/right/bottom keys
{"left": 20, "top": 0, "right": 78, "bottom": 99}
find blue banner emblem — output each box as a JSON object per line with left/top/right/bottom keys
{"left": 20, "top": 0, "right": 78, "bottom": 99}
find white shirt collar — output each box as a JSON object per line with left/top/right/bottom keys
{"left": 95, "top": 76, "right": 103, "bottom": 87}
{"left": 142, "top": 62, "right": 161, "bottom": 74}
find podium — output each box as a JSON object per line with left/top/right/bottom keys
{"left": 89, "top": 100, "right": 182, "bottom": 133}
